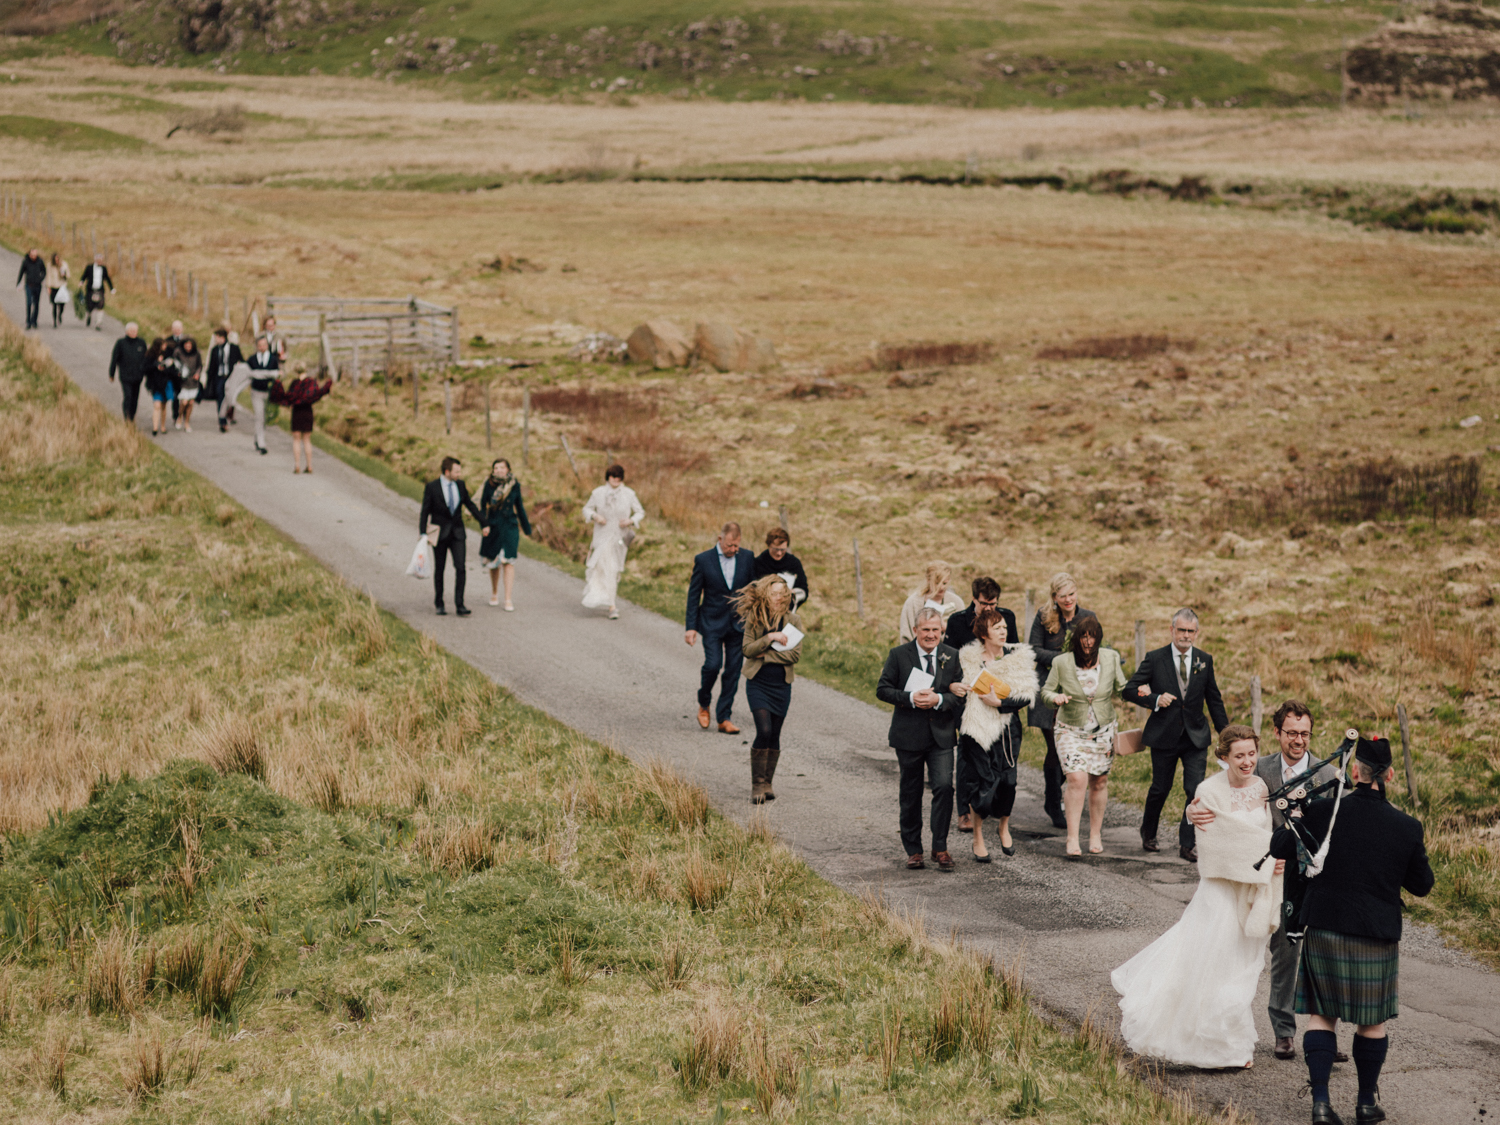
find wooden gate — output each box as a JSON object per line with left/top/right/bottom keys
{"left": 265, "top": 296, "right": 459, "bottom": 373}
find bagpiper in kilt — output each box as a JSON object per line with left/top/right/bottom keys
{"left": 1270, "top": 734, "right": 1434, "bottom": 1125}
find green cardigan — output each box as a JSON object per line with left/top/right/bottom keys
{"left": 1041, "top": 649, "right": 1127, "bottom": 730}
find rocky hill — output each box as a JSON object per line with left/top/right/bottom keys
{"left": 1347, "top": 1, "right": 1500, "bottom": 102}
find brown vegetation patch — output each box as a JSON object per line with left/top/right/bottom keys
{"left": 1036, "top": 334, "right": 1192, "bottom": 361}
{"left": 876, "top": 341, "right": 995, "bottom": 370}
{"left": 786, "top": 377, "right": 866, "bottom": 399}
{"left": 1226, "top": 455, "right": 1485, "bottom": 526}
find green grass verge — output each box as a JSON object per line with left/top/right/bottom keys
{"left": 0, "top": 113, "right": 148, "bottom": 150}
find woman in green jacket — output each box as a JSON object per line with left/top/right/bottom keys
{"left": 1042, "top": 615, "right": 1126, "bottom": 857}
{"left": 478, "top": 458, "right": 532, "bottom": 610}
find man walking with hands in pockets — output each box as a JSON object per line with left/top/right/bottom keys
{"left": 1126, "top": 608, "right": 1228, "bottom": 862}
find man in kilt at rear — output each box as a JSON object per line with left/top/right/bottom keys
{"left": 1271, "top": 734, "right": 1433, "bottom": 1125}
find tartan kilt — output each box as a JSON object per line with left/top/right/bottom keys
{"left": 1296, "top": 927, "right": 1400, "bottom": 1026}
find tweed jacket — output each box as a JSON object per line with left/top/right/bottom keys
{"left": 742, "top": 612, "right": 804, "bottom": 683}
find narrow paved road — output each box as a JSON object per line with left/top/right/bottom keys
{"left": 5, "top": 253, "right": 1495, "bottom": 1125}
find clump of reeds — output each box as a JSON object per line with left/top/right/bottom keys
{"left": 195, "top": 931, "right": 251, "bottom": 1019}
{"left": 681, "top": 849, "right": 732, "bottom": 911}
{"left": 644, "top": 938, "right": 693, "bottom": 991}
{"left": 645, "top": 757, "right": 710, "bottom": 832}
{"left": 31, "top": 1026, "right": 69, "bottom": 1097}
{"left": 552, "top": 926, "right": 592, "bottom": 987}
{"left": 415, "top": 817, "right": 499, "bottom": 875}
{"left": 157, "top": 928, "right": 205, "bottom": 993}
{"left": 676, "top": 999, "right": 742, "bottom": 1090}
{"left": 123, "top": 1023, "right": 168, "bottom": 1102}
{"left": 1224, "top": 455, "right": 1483, "bottom": 527}
{"left": 86, "top": 928, "right": 141, "bottom": 1016}
{"left": 877, "top": 340, "right": 995, "bottom": 370}
{"left": 200, "top": 715, "right": 266, "bottom": 782}
{"left": 1036, "top": 334, "right": 1188, "bottom": 360}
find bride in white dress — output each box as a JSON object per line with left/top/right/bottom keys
{"left": 1111, "top": 725, "right": 1285, "bottom": 1069}
{"left": 580, "top": 465, "right": 644, "bottom": 619}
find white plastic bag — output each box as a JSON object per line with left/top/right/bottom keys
{"left": 406, "top": 536, "right": 433, "bottom": 580}
{"left": 54, "top": 284, "right": 70, "bottom": 305}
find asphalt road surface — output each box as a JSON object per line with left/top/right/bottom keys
{"left": 5, "top": 252, "right": 1496, "bottom": 1125}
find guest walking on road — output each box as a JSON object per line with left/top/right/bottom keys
{"left": 244, "top": 334, "right": 279, "bottom": 455}
{"left": 685, "top": 521, "right": 754, "bottom": 733}
{"left": 174, "top": 337, "right": 204, "bottom": 432}
{"left": 877, "top": 606, "right": 967, "bottom": 872}
{"left": 1126, "top": 607, "right": 1228, "bottom": 863}
{"left": 751, "top": 527, "right": 809, "bottom": 607}
{"left": 15, "top": 248, "right": 45, "bottom": 330}
{"left": 946, "top": 575, "right": 1017, "bottom": 834}
{"left": 581, "top": 464, "right": 644, "bottom": 620}
{"left": 205, "top": 328, "right": 243, "bottom": 432}
{"left": 144, "top": 337, "right": 177, "bottom": 437}
{"left": 957, "top": 607, "right": 1036, "bottom": 862}
{"left": 478, "top": 457, "right": 531, "bottom": 610}
{"left": 1042, "top": 615, "right": 1126, "bottom": 857}
{"left": 108, "top": 322, "right": 148, "bottom": 423}
{"left": 734, "top": 574, "right": 803, "bottom": 804}
{"left": 46, "top": 252, "right": 69, "bottom": 329}
{"left": 897, "top": 561, "right": 965, "bottom": 643}
{"left": 419, "top": 456, "right": 482, "bottom": 617}
{"left": 1028, "top": 571, "right": 1099, "bottom": 830}
{"left": 80, "top": 253, "right": 113, "bottom": 330}
{"left": 272, "top": 361, "right": 333, "bottom": 474}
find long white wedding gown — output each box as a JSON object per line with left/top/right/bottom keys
{"left": 1110, "top": 777, "right": 1270, "bottom": 1068}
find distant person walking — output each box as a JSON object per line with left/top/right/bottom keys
{"left": 15, "top": 248, "right": 45, "bottom": 330}
{"left": 946, "top": 574, "right": 1018, "bottom": 835}
{"left": 204, "top": 328, "right": 243, "bottom": 431}
{"left": 751, "top": 527, "right": 809, "bottom": 607}
{"left": 419, "top": 456, "right": 482, "bottom": 617}
{"left": 1042, "top": 615, "right": 1126, "bottom": 857}
{"left": 272, "top": 361, "right": 333, "bottom": 473}
{"left": 1125, "top": 607, "right": 1228, "bottom": 863}
{"left": 478, "top": 457, "right": 531, "bottom": 610}
{"left": 107, "top": 322, "right": 148, "bottom": 423}
{"left": 898, "top": 561, "right": 965, "bottom": 643}
{"left": 80, "top": 253, "right": 113, "bottom": 330}
{"left": 734, "top": 574, "right": 804, "bottom": 803}
{"left": 262, "top": 314, "right": 288, "bottom": 360}
{"left": 174, "top": 337, "right": 204, "bottom": 432}
{"left": 144, "top": 337, "right": 177, "bottom": 437}
{"left": 957, "top": 607, "right": 1036, "bottom": 862}
{"left": 877, "top": 606, "right": 966, "bottom": 871}
{"left": 46, "top": 252, "right": 69, "bottom": 329}
{"left": 1028, "top": 571, "right": 1099, "bottom": 830}
{"left": 685, "top": 520, "right": 755, "bottom": 734}
{"left": 244, "top": 334, "right": 279, "bottom": 455}
{"left": 581, "top": 464, "right": 644, "bottom": 619}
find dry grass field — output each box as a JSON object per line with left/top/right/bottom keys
{"left": 2, "top": 58, "right": 1498, "bottom": 959}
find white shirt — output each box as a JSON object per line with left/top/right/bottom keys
{"left": 1280, "top": 752, "right": 1310, "bottom": 784}
{"left": 442, "top": 478, "right": 458, "bottom": 513}
{"left": 716, "top": 545, "right": 737, "bottom": 589}
{"left": 910, "top": 643, "right": 939, "bottom": 707}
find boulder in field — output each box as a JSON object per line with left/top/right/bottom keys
{"left": 693, "top": 321, "right": 778, "bottom": 372}
{"left": 626, "top": 320, "right": 692, "bottom": 368}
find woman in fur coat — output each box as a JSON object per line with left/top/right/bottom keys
{"left": 957, "top": 607, "right": 1038, "bottom": 862}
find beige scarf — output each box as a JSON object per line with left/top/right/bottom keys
{"left": 1194, "top": 770, "right": 1283, "bottom": 938}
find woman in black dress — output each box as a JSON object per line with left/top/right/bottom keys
{"left": 144, "top": 337, "right": 176, "bottom": 437}
{"left": 733, "top": 575, "right": 802, "bottom": 804}
{"left": 957, "top": 608, "right": 1038, "bottom": 861}
{"left": 478, "top": 458, "right": 532, "bottom": 610}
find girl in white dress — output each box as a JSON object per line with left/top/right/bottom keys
{"left": 580, "top": 464, "right": 644, "bottom": 619}
{"left": 1111, "top": 724, "right": 1285, "bottom": 1069}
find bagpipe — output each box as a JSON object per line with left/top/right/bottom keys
{"left": 1252, "top": 729, "right": 1359, "bottom": 944}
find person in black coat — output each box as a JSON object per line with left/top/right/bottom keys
{"left": 1124, "top": 608, "right": 1228, "bottom": 862}
{"left": 944, "top": 576, "right": 1016, "bottom": 833}
{"left": 16, "top": 248, "right": 46, "bottom": 329}
{"left": 204, "top": 328, "right": 243, "bottom": 432}
{"left": 108, "top": 322, "right": 149, "bottom": 422}
{"left": 1268, "top": 735, "right": 1433, "bottom": 1125}
{"left": 1028, "top": 571, "right": 1098, "bottom": 829}
{"left": 876, "top": 607, "right": 968, "bottom": 871}
{"left": 750, "top": 527, "right": 809, "bottom": 607}
{"left": 685, "top": 522, "right": 756, "bottom": 733}
{"left": 419, "top": 456, "right": 483, "bottom": 616}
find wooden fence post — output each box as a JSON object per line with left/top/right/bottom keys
{"left": 443, "top": 380, "right": 452, "bottom": 435}
{"left": 1397, "top": 704, "right": 1420, "bottom": 809}
{"left": 484, "top": 382, "right": 491, "bottom": 449}
{"left": 560, "top": 434, "right": 580, "bottom": 482}
{"left": 521, "top": 387, "right": 530, "bottom": 470}
{"left": 1023, "top": 589, "right": 1036, "bottom": 640}
{"left": 412, "top": 365, "right": 420, "bottom": 421}
{"left": 1134, "top": 619, "right": 1148, "bottom": 718}
{"left": 853, "top": 538, "right": 864, "bottom": 619}
{"left": 778, "top": 504, "right": 789, "bottom": 534}
{"left": 450, "top": 306, "right": 460, "bottom": 365}
{"left": 352, "top": 341, "right": 361, "bottom": 388}
{"left": 1250, "top": 675, "right": 1263, "bottom": 737}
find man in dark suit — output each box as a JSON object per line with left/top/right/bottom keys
{"left": 685, "top": 521, "right": 755, "bottom": 734}
{"left": 876, "top": 607, "right": 967, "bottom": 871}
{"left": 944, "top": 575, "right": 1016, "bottom": 833}
{"left": 204, "top": 328, "right": 244, "bottom": 432}
{"left": 1124, "top": 607, "right": 1228, "bottom": 862}
{"left": 108, "top": 322, "right": 149, "bottom": 422}
{"left": 16, "top": 247, "right": 46, "bottom": 329}
{"left": 419, "top": 456, "right": 483, "bottom": 616}
{"left": 1269, "top": 734, "right": 1433, "bottom": 1125}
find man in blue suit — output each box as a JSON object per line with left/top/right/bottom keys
{"left": 685, "top": 521, "right": 755, "bottom": 733}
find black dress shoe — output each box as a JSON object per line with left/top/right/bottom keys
{"left": 972, "top": 849, "right": 992, "bottom": 864}
{"left": 434, "top": 606, "right": 447, "bottom": 616}
{"left": 1274, "top": 1036, "right": 1295, "bottom": 1060}
{"left": 1001, "top": 842, "right": 1016, "bottom": 856}
{"left": 1180, "top": 845, "right": 1198, "bottom": 863}
{"left": 1142, "top": 835, "right": 1160, "bottom": 853}
{"left": 455, "top": 606, "right": 472, "bottom": 616}
{"left": 1047, "top": 812, "right": 1067, "bottom": 830}
{"left": 1354, "top": 1091, "right": 1385, "bottom": 1124}
{"left": 1335, "top": 1049, "right": 1349, "bottom": 1062}
{"left": 1311, "top": 1101, "right": 1344, "bottom": 1125}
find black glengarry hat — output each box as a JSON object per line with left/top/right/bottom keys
{"left": 1355, "top": 733, "right": 1392, "bottom": 771}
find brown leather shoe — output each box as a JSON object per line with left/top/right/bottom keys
{"left": 906, "top": 853, "right": 926, "bottom": 870}
{"left": 1274, "top": 1036, "right": 1295, "bottom": 1060}
{"left": 957, "top": 813, "right": 974, "bottom": 833}
{"left": 1180, "top": 845, "right": 1198, "bottom": 863}
{"left": 718, "top": 721, "right": 740, "bottom": 734}
{"left": 1335, "top": 1049, "right": 1350, "bottom": 1063}
{"left": 932, "top": 851, "right": 956, "bottom": 872}
{"left": 697, "top": 706, "right": 710, "bottom": 729}
{"left": 1141, "top": 834, "right": 1160, "bottom": 853}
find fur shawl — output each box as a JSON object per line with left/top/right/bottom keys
{"left": 958, "top": 641, "right": 1038, "bottom": 747}
{"left": 1195, "top": 770, "right": 1284, "bottom": 939}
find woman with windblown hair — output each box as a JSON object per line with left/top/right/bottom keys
{"left": 733, "top": 574, "right": 803, "bottom": 804}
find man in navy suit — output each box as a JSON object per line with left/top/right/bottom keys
{"left": 685, "top": 521, "right": 755, "bottom": 734}
{"left": 1124, "top": 607, "right": 1228, "bottom": 862}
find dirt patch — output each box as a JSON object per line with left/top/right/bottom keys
{"left": 1036, "top": 335, "right": 1191, "bottom": 361}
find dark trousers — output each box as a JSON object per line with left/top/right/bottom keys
{"left": 697, "top": 628, "right": 742, "bottom": 723}
{"left": 119, "top": 378, "right": 142, "bottom": 422}
{"left": 955, "top": 743, "right": 975, "bottom": 818}
{"left": 1041, "top": 729, "right": 1064, "bottom": 817}
{"left": 1142, "top": 742, "right": 1207, "bottom": 848}
{"left": 432, "top": 536, "right": 467, "bottom": 609}
{"left": 897, "top": 740, "right": 954, "bottom": 857}
{"left": 24, "top": 284, "right": 42, "bottom": 329}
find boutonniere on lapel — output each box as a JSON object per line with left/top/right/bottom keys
{"left": 1192, "top": 658, "right": 1206, "bottom": 676}
{"left": 937, "top": 653, "right": 952, "bottom": 668}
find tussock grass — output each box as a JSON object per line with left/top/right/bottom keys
{"left": 198, "top": 715, "right": 266, "bottom": 782}
{"left": 677, "top": 999, "right": 742, "bottom": 1091}
{"left": 415, "top": 816, "right": 499, "bottom": 876}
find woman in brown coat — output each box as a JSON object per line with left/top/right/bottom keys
{"left": 733, "top": 575, "right": 803, "bottom": 804}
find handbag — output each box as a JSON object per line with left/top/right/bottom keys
{"left": 621, "top": 526, "right": 636, "bottom": 547}
{"left": 1113, "top": 728, "right": 1143, "bottom": 756}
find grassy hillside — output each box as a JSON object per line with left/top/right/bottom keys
{"left": 11, "top": 0, "right": 1394, "bottom": 108}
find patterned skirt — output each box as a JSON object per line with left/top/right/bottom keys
{"left": 1055, "top": 720, "right": 1116, "bottom": 776}
{"left": 1296, "top": 927, "right": 1400, "bottom": 1026}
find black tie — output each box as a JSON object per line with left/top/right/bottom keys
{"left": 923, "top": 653, "right": 933, "bottom": 676}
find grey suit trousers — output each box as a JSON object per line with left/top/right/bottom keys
{"left": 1268, "top": 915, "right": 1300, "bottom": 1039}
